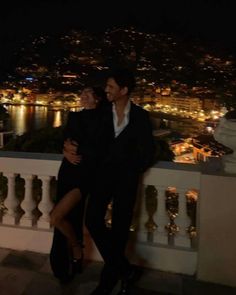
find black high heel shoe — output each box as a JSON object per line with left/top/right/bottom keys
{"left": 72, "top": 254, "right": 83, "bottom": 274}
{"left": 71, "top": 244, "right": 84, "bottom": 274}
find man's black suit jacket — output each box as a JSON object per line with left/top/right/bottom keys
{"left": 98, "top": 101, "right": 156, "bottom": 177}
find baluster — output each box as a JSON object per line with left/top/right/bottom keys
{"left": 165, "top": 187, "right": 179, "bottom": 241}
{"left": 20, "top": 174, "right": 36, "bottom": 227}
{"left": 174, "top": 189, "right": 191, "bottom": 247}
{"left": 135, "top": 184, "right": 149, "bottom": 242}
{"left": 3, "top": 173, "right": 19, "bottom": 225}
{"left": 155, "top": 186, "right": 169, "bottom": 244}
{"left": 145, "top": 185, "right": 158, "bottom": 242}
{"left": 129, "top": 181, "right": 144, "bottom": 232}
{"left": 37, "top": 176, "right": 54, "bottom": 229}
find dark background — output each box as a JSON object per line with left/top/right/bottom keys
{"left": 1, "top": 1, "right": 235, "bottom": 40}
{"left": 1, "top": 0, "right": 236, "bottom": 68}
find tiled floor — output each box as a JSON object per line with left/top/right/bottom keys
{"left": 0, "top": 247, "right": 235, "bottom": 295}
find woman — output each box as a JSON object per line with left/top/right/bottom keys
{"left": 49, "top": 86, "right": 107, "bottom": 284}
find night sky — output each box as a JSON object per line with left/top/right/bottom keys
{"left": 1, "top": 1, "right": 235, "bottom": 39}
{"left": 0, "top": 0, "right": 236, "bottom": 70}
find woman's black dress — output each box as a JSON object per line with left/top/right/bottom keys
{"left": 50, "top": 108, "right": 101, "bottom": 282}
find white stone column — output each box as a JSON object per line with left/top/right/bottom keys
{"left": 144, "top": 185, "right": 158, "bottom": 242}
{"left": 214, "top": 116, "right": 236, "bottom": 174}
{"left": 154, "top": 186, "right": 169, "bottom": 245}
{"left": 135, "top": 185, "right": 149, "bottom": 242}
{"left": 37, "top": 176, "right": 54, "bottom": 229}
{"left": 0, "top": 132, "right": 4, "bottom": 148}
{"left": 20, "top": 174, "right": 36, "bottom": 227}
{"left": 3, "top": 173, "right": 19, "bottom": 225}
{"left": 175, "top": 189, "right": 191, "bottom": 247}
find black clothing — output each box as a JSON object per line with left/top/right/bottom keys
{"left": 50, "top": 108, "right": 103, "bottom": 282}
{"left": 86, "top": 102, "right": 156, "bottom": 284}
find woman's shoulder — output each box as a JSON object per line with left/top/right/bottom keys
{"left": 65, "top": 111, "right": 84, "bottom": 126}
{"left": 98, "top": 102, "right": 112, "bottom": 115}
{"left": 67, "top": 110, "right": 85, "bottom": 118}
{"left": 67, "top": 110, "right": 80, "bottom": 116}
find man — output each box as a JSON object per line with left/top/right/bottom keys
{"left": 85, "top": 68, "right": 156, "bottom": 295}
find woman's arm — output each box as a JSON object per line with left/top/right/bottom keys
{"left": 63, "top": 112, "right": 81, "bottom": 164}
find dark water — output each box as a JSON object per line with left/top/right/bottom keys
{"left": 4, "top": 105, "right": 72, "bottom": 135}
{"left": 4, "top": 105, "right": 207, "bottom": 137}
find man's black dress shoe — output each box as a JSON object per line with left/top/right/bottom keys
{"left": 59, "top": 274, "right": 73, "bottom": 286}
{"left": 90, "top": 263, "right": 120, "bottom": 294}
{"left": 116, "top": 281, "right": 130, "bottom": 294}
{"left": 116, "top": 266, "right": 142, "bottom": 295}
{"left": 90, "top": 284, "right": 113, "bottom": 295}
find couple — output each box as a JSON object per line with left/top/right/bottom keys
{"left": 50, "top": 68, "right": 156, "bottom": 295}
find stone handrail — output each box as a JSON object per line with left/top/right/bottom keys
{"left": 1, "top": 151, "right": 236, "bottom": 287}
{"left": 0, "top": 151, "right": 199, "bottom": 248}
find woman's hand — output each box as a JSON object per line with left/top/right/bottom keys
{"left": 63, "top": 139, "right": 82, "bottom": 165}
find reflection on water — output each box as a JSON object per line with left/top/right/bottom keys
{"left": 15, "top": 105, "right": 27, "bottom": 135}
{"left": 53, "top": 111, "right": 62, "bottom": 128}
{"left": 5, "top": 105, "right": 204, "bottom": 138}
{"left": 5, "top": 105, "right": 68, "bottom": 135}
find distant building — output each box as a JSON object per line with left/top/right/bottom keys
{"left": 157, "top": 96, "right": 202, "bottom": 112}
{"left": 202, "top": 98, "right": 221, "bottom": 111}
{"left": 192, "top": 134, "right": 232, "bottom": 162}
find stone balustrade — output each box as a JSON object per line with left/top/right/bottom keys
{"left": 0, "top": 151, "right": 236, "bottom": 287}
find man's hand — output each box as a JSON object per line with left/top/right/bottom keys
{"left": 63, "top": 139, "right": 82, "bottom": 165}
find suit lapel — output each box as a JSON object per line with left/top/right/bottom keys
{"left": 115, "top": 103, "right": 136, "bottom": 139}
{"left": 104, "top": 105, "right": 115, "bottom": 138}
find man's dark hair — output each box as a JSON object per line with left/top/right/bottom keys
{"left": 92, "top": 86, "right": 107, "bottom": 102}
{"left": 225, "top": 110, "right": 236, "bottom": 120}
{"left": 108, "top": 68, "right": 136, "bottom": 95}
{"left": 92, "top": 86, "right": 110, "bottom": 107}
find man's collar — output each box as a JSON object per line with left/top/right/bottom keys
{"left": 112, "top": 100, "right": 131, "bottom": 114}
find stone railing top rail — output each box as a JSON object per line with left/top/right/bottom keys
{"left": 0, "top": 151, "right": 235, "bottom": 177}
{"left": 0, "top": 151, "right": 63, "bottom": 161}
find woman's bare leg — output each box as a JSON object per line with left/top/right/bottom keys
{"left": 50, "top": 188, "right": 82, "bottom": 259}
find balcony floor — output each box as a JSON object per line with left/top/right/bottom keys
{"left": 0, "top": 247, "right": 235, "bottom": 295}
